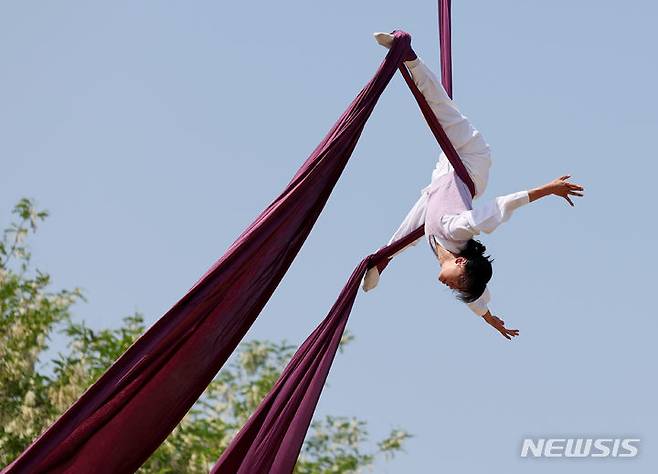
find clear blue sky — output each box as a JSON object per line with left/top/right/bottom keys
{"left": 1, "top": 1, "right": 656, "bottom": 472}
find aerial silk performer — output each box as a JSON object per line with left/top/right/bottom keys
{"left": 213, "top": 30, "right": 586, "bottom": 473}
{"left": 367, "top": 32, "right": 586, "bottom": 339}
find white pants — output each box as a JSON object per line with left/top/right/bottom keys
{"left": 388, "top": 57, "right": 492, "bottom": 246}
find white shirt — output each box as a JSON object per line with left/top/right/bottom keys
{"left": 379, "top": 184, "right": 529, "bottom": 315}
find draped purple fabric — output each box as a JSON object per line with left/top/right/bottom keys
{"left": 213, "top": 234, "right": 429, "bottom": 471}
{"left": 3, "top": 32, "right": 413, "bottom": 474}
{"left": 211, "top": 224, "right": 430, "bottom": 474}
{"left": 439, "top": 0, "right": 453, "bottom": 98}
{"left": 213, "top": 18, "right": 471, "bottom": 474}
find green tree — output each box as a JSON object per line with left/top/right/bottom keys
{"left": 0, "top": 199, "right": 410, "bottom": 472}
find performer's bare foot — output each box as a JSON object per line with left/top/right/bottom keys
{"left": 373, "top": 31, "right": 417, "bottom": 61}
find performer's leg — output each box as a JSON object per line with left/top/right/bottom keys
{"left": 374, "top": 32, "right": 486, "bottom": 154}
{"left": 406, "top": 58, "right": 489, "bottom": 156}
{"left": 374, "top": 33, "right": 491, "bottom": 197}
{"left": 406, "top": 58, "right": 491, "bottom": 198}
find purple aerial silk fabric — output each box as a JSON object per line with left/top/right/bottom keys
{"left": 211, "top": 225, "right": 428, "bottom": 474}
{"left": 438, "top": 0, "right": 453, "bottom": 98}
{"left": 213, "top": 13, "right": 473, "bottom": 474}
{"left": 3, "top": 32, "right": 413, "bottom": 474}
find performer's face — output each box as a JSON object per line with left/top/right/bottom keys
{"left": 438, "top": 257, "right": 467, "bottom": 290}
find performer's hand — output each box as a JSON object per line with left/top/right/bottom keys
{"left": 528, "top": 175, "right": 585, "bottom": 206}
{"left": 546, "top": 175, "right": 585, "bottom": 207}
{"left": 483, "top": 312, "right": 519, "bottom": 340}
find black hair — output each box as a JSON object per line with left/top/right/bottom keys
{"left": 455, "top": 239, "right": 493, "bottom": 304}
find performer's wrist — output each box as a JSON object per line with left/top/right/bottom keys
{"left": 528, "top": 184, "right": 552, "bottom": 202}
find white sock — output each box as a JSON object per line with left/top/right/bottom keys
{"left": 373, "top": 32, "right": 395, "bottom": 49}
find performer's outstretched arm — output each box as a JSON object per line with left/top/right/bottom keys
{"left": 472, "top": 175, "right": 584, "bottom": 338}
{"left": 442, "top": 175, "right": 584, "bottom": 242}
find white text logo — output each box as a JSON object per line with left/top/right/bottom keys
{"left": 520, "top": 438, "right": 640, "bottom": 458}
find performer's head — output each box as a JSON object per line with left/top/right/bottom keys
{"left": 438, "top": 239, "right": 493, "bottom": 302}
